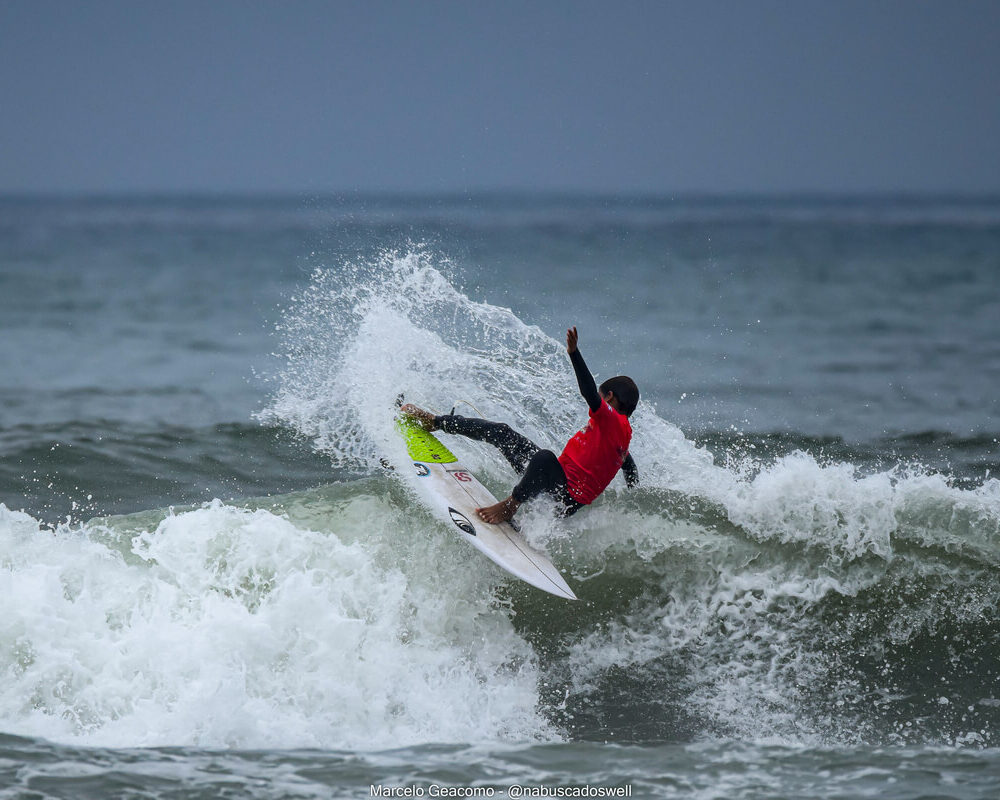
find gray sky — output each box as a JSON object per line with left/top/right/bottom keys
{"left": 2, "top": 0, "right": 998, "bottom": 194}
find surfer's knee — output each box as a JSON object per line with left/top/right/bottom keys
{"left": 512, "top": 449, "right": 563, "bottom": 503}
{"left": 529, "top": 448, "right": 561, "bottom": 470}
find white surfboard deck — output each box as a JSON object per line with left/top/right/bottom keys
{"left": 397, "top": 417, "right": 577, "bottom": 601}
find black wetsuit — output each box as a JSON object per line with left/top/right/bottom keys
{"left": 433, "top": 349, "right": 638, "bottom": 514}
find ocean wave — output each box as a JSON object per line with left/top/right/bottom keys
{"left": 2, "top": 454, "right": 999, "bottom": 751}
{"left": 4, "top": 250, "right": 999, "bottom": 751}
{"left": 256, "top": 250, "right": 1000, "bottom": 747}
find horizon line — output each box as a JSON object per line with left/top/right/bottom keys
{"left": 3, "top": 188, "right": 1000, "bottom": 202}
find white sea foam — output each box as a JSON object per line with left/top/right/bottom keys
{"left": 0, "top": 499, "right": 553, "bottom": 749}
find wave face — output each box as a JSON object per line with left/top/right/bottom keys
{"left": 3, "top": 251, "right": 1000, "bottom": 752}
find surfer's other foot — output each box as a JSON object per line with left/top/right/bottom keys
{"left": 477, "top": 496, "right": 520, "bottom": 524}
{"left": 400, "top": 404, "right": 437, "bottom": 431}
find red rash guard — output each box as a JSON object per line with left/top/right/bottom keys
{"left": 558, "top": 399, "right": 633, "bottom": 504}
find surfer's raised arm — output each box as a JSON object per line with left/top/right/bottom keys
{"left": 566, "top": 325, "right": 640, "bottom": 489}
{"left": 566, "top": 326, "right": 601, "bottom": 412}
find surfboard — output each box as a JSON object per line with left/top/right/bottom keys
{"left": 396, "top": 414, "right": 577, "bottom": 600}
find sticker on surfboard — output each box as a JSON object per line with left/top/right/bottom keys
{"left": 448, "top": 507, "right": 476, "bottom": 536}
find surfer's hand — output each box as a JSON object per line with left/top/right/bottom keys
{"left": 566, "top": 326, "right": 578, "bottom": 354}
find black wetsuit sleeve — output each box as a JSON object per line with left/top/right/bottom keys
{"left": 569, "top": 349, "right": 601, "bottom": 413}
{"left": 622, "top": 452, "right": 639, "bottom": 487}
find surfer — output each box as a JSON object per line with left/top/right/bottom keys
{"left": 402, "top": 326, "right": 638, "bottom": 523}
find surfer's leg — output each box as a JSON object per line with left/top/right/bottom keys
{"left": 511, "top": 449, "right": 570, "bottom": 504}
{"left": 435, "top": 415, "right": 539, "bottom": 473}
{"left": 514, "top": 451, "right": 584, "bottom": 515}
{"left": 478, "top": 450, "right": 582, "bottom": 523}
{"left": 476, "top": 495, "right": 520, "bottom": 524}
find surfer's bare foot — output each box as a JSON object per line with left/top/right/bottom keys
{"left": 400, "top": 404, "right": 437, "bottom": 431}
{"left": 477, "top": 496, "right": 520, "bottom": 524}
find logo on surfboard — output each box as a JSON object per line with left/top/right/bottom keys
{"left": 448, "top": 507, "right": 476, "bottom": 536}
